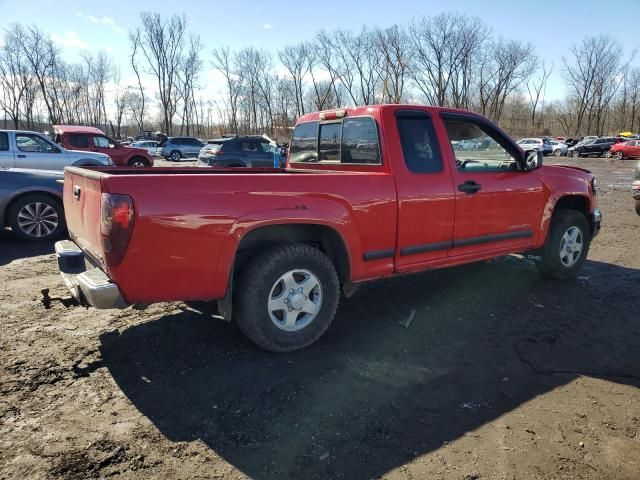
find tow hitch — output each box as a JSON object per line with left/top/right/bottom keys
{"left": 41, "top": 288, "right": 82, "bottom": 309}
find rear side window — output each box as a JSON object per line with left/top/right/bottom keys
{"left": 69, "top": 134, "right": 89, "bottom": 148}
{"left": 289, "top": 121, "right": 319, "bottom": 163}
{"left": 0, "top": 132, "right": 8, "bottom": 151}
{"left": 241, "top": 141, "right": 259, "bottom": 152}
{"left": 396, "top": 116, "right": 442, "bottom": 173}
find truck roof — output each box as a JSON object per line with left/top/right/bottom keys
{"left": 295, "top": 104, "right": 481, "bottom": 124}
{"left": 53, "top": 125, "right": 105, "bottom": 135}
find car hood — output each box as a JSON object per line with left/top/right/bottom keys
{"left": 66, "top": 149, "right": 110, "bottom": 159}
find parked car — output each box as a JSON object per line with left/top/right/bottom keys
{"left": 548, "top": 140, "right": 569, "bottom": 157}
{"left": 131, "top": 140, "right": 160, "bottom": 156}
{"left": 157, "top": 137, "right": 205, "bottom": 161}
{"left": 197, "top": 135, "right": 278, "bottom": 167}
{"left": 608, "top": 139, "right": 640, "bottom": 160}
{"left": 1, "top": 168, "right": 65, "bottom": 241}
{"left": 633, "top": 160, "right": 640, "bottom": 215}
{"left": 516, "top": 138, "right": 553, "bottom": 156}
{"left": 53, "top": 104, "right": 601, "bottom": 352}
{"left": 53, "top": 125, "right": 154, "bottom": 167}
{"left": 569, "top": 137, "right": 625, "bottom": 158}
{"left": 0, "top": 130, "right": 112, "bottom": 171}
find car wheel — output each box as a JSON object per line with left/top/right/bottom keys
{"left": 128, "top": 157, "right": 149, "bottom": 167}
{"left": 170, "top": 150, "right": 182, "bottom": 162}
{"left": 614, "top": 151, "right": 624, "bottom": 160}
{"left": 553, "top": 149, "right": 561, "bottom": 157}
{"left": 604, "top": 150, "right": 612, "bottom": 158}
{"left": 8, "top": 194, "right": 65, "bottom": 242}
{"left": 572, "top": 150, "right": 580, "bottom": 158}
{"left": 234, "top": 243, "right": 340, "bottom": 352}
{"left": 636, "top": 200, "right": 640, "bottom": 216}
{"left": 536, "top": 210, "right": 591, "bottom": 280}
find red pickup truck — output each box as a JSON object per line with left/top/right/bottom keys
{"left": 53, "top": 125, "right": 154, "bottom": 167}
{"left": 54, "top": 105, "right": 601, "bottom": 352}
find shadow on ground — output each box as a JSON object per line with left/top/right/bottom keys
{"left": 100, "top": 257, "right": 640, "bottom": 479}
{"left": 0, "top": 229, "right": 56, "bottom": 266}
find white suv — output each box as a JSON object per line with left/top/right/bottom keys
{"left": 0, "top": 130, "right": 112, "bottom": 170}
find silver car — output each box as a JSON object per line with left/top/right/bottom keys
{"left": 131, "top": 140, "right": 160, "bottom": 156}
{"left": 0, "top": 130, "right": 112, "bottom": 170}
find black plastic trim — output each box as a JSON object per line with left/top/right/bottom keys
{"left": 400, "top": 241, "right": 452, "bottom": 256}
{"left": 363, "top": 249, "right": 395, "bottom": 261}
{"left": 454, "top": 230, "right": 533, "bottom": 248}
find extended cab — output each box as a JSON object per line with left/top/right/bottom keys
{"left": 54, "top": 105, "right": 601, "bottom": 352}
{"left": 53, "top": 125, "right": 154, "bottom": 167}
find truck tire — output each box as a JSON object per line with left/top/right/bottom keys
{"left": 128, "top": 156, "right": 149, "bottom": 167}
{"left": 235, "top": 243, "right": 340, "bottom": 352}
{"left": 8, "top": 194, "right": 65, "bottom": 241}
{"left": 536, "top": 210, "right": 591, "bottom": 280}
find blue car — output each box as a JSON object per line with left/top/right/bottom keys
{"left": 1, "top": 167, "right": 65, "bottom": 241}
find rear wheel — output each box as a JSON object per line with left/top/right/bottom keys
{"left": 8, "top": 194, "right": 65, "bottom": 241}
{"left": 536, "top": 210, "right": 591, "bottom": 280}
{"left": 128, "top": 157, "right": 149, "bottom": 167}
{"left": 234, "top": 243, "right": 340, "bottom": 352}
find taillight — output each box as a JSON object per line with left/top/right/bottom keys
{"left": 100, "top": 193, "right": 134, "bottom": 267}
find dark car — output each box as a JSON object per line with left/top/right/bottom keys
{"left": 570, "top": 137, "right": 625, "bottom": 158}
{"left": 1, "top": 168, "right": 65, "bottom": 241}
{"left": 633, "top": 160, "right": 640, "bottom": 215}
{"left": 197, "top": 135, "right": 279, "bottom": 168}
{"left": 158, "top": 137, "right": 205, "bottom": 161}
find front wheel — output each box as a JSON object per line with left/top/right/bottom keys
{"left": 553, "top": 149, "right": 562, "bottom": 157}
{"left": 571, "top": 150, "right": 580, "bottom": 158}
{"left": 234, "top": 243, "right": 340, "bottom": 352}
{"left": 536, "top": 210, "right": 591, "bottom": 280}
{"left": 128, "top": 157, "right": 149, "bottom": 167}
{"left": 614, "top": 151, "right": 624, "bottom": 160}
{"left": 170, "top": 150, "right": 182, "bottom": 162}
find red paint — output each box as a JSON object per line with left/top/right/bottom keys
{"left": 54, "top": 125, "right": 154, "bottom": 167}
{"left": 610, "top": 140, "right": 640, "bottom": 159}
{"left": 62, "top": 105, "right": 598, "bottom": 305}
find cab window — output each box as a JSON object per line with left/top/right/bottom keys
{"left": 396, "top": 116, "right": 442, "bottom": 173}
{"left": 69, "top": 134, "right": 90, "bottom": 148}
{"left": 93, "top": 135, "right": 111, "bottom": 148}
{"left": 0, "top": 132, "right": 8, "bottom": 151}
{"left": 443, "top": 119, "right": 520, "bottom": 172}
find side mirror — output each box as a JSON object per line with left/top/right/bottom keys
{"left": 524, "top": 149, "right": 543, "bottom": 171}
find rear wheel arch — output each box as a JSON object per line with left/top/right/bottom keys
{"left": 234, "top": 223, "right": 351, "bottom": 284}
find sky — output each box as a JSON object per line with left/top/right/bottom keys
{"left": 2, "top": 0, "right": 640, "bottom": 108}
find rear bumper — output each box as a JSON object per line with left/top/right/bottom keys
{"left": 55, "top": 240, "right": 128, "bottom": 309}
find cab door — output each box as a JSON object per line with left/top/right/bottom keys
{"left": 440, "top": 113, "right": 545, "bottom": 257}
{"left": 389, "top": 109, "right": 457, "bottom": 271}
{"left": 13, "top": 132, "right": 67, "bottom": 170}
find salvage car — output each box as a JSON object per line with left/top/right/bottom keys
{"left": 608, "top": 139, "right": 640, "bottom": 160}
{"left": 198, "top": 135, "right": 278, "bottom": 168}
{"left": 570, "top": 137, "right": 624, "bottom": 158}
{"left": 0, "top": 130, "right": 111, "bottom": 170}
{"left": 157, "top": 137, "right": 204, "bottom": 161}
{"left": 53, "top": 125, "right": 154, "bottom": 167}
{"left": 1, "top": 168, "right": 65, "bottom": 241}
{"left": 53, "top": 105, "right": 601, "bottom": 352}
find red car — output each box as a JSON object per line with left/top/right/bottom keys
{"left": 53, "top": 125, "right": 154, "bottom": 167}
{"left": 53, "top": 105, "right": 601, "bottom": 351}
{"left": 609, "top": 139, "right": 640, "bottom": 160}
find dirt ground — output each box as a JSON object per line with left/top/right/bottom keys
{"left": 1, "top": 157, "right": 639, "bottom": 480}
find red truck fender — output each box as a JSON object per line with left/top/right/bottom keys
{"left": 213, "top": 199, "right": 364, "bottom": 297}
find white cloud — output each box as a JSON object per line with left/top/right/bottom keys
{"left": 51, "top": 31, "right": 89, "bottom": 49}
{"left": 75, "top": 12, "right": 125, "bottom": 34}
{"left": 262, "top": 23, "right": 273, "bottom": 30}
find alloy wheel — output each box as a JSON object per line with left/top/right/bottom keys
{"left": 17, "top": 202, "right": 59, "bottom": 238}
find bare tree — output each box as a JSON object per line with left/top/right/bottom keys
{"left": 526, "top": 61, "right": 553, "bottom": 130}
{"left": 132, "top": 13, "right": 187, "bottom": 134}
{"left": 211, "top": 46, "right": 243, "bottom": 134}
{"left": 376, "top": 25, "right": 408, "bottom": 103}
{"left": 279, "top": 43, "right": 311, "bottom": 117}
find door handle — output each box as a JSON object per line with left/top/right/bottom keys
{"left": 17, "top": 154, "right": 26, "bottom": 158}
{"left": 458, "top": 180, "right": 482, "bottom": 194}
{"left": 73, "top": 186, "right": 81, "bottom": 200}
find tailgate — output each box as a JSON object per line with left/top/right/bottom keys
{"left": 63, "top": 167, "right": 105, "bottom": 266}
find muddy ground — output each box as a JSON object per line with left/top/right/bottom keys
{"left": 1, "top": 157, "right": 639, "bottom": 479}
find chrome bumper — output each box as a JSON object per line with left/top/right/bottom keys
{"left": 592, "top": 208, "right": 602, "bottom": 238}
{"left": 55, "top": 240, "right": 128, "bottom": 309}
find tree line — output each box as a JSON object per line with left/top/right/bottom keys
{"left": 0, "top": 12, "right": 638, "bottom": 140}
